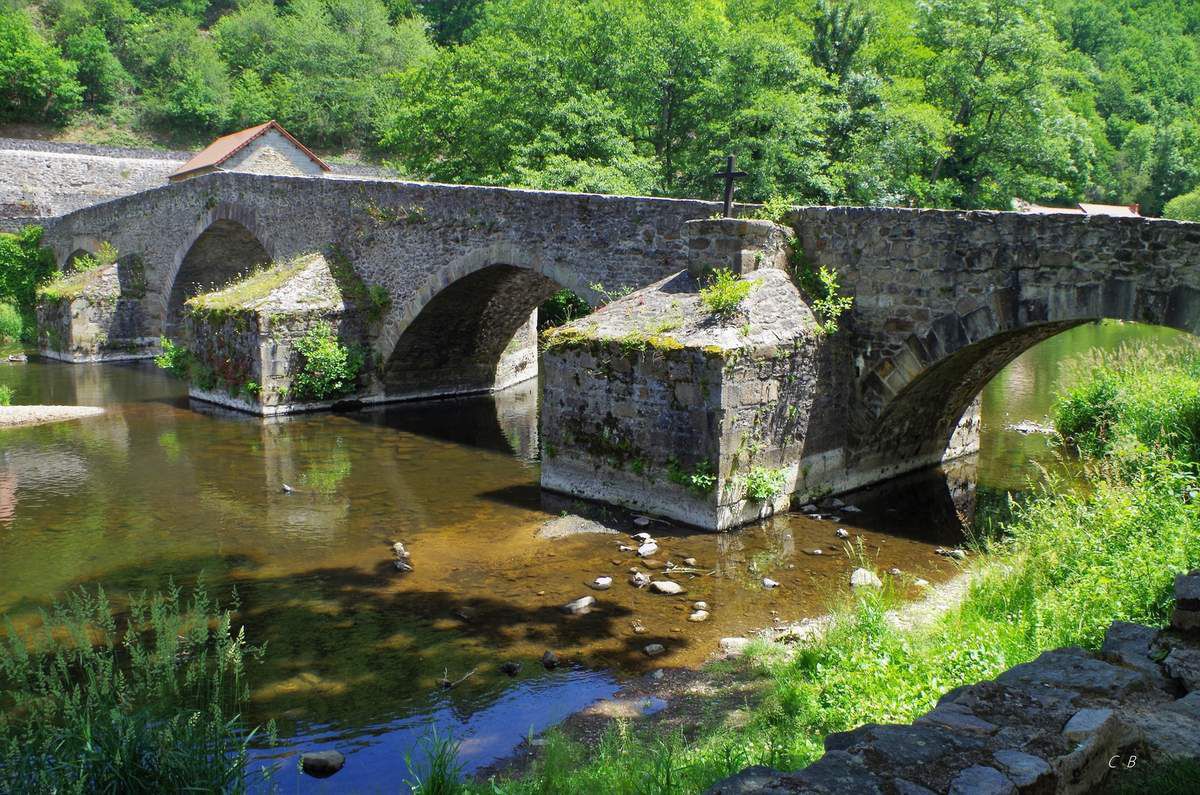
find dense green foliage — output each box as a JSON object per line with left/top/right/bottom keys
{"left": 0, "top": 226, "right": 58, "bottom": 342}
{"left": 0, "top": 583, "right": 271, "bottom": 793}
{"left": 0, "top": 384, "right": 12, "bottom": 405}
{"left": 3, "top": 0, "right": 1200, "bottom": 212}
{"left": 290, "top": 322, "right": 363, "bottom": 401}
{"left": 153, "top": 336, "right": 191, "bottom": 378}
{"left": 537, "top": 288, "right": 591, "bottom": 330}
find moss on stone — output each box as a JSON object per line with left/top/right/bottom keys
{"left": 186, "top": 256, "right": 314, "bottom": 318}
{"left": 37, "top": 267, "right": 108, "bottom": 302}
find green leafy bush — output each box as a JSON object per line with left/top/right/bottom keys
{"left": 742, "top": 466, "right": 787, "bottom": 501}
{"left": 0, "top": 583, "right": 273, "bottom": 793}
{"left": 790, "top": 243, "right": 853, "bottom": 333}
{"left": 667, "top": 459, "right": 717, "bottom": 494}
{"left": 0, "top": 385, "right": 12, "bottom": 406}
{"left": 539, "top": 289, "right": 591, "bottom": 329}
{"left": 290, "top": 322, "right": 363, "bottom": 401}
{"left": 0, "top": 226, "right": 58, "bottom": 341}
{"left": 699, "top": 269, "right": 754, "bottom": 321}
{"left": 154, "top": 337, "right": 193, "bottom": 379}
{"left": 1163, "top": 188, "right": 1200, "bottom": 222}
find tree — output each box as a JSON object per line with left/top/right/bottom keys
{"left": 1163, "top": 188, "right": 1200, "bottom": 221}
{"left": 0, "top": 5, "right": 82, "bottom": 124}
{"left": 60, "top": 26, "right": 129, "bottom": 109}
{"left": 128, "top": 13, "right": 230, "bottom": 133}
{"left": 917, "top": 0, "right": 1094, "bottom": 208}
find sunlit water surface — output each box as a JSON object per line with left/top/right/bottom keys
{"left": 0, "top": 321, "right": 1187, "bottom": 787}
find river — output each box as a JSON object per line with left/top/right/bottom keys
{"left": 0, "top": 320, "right": 1187, "bottom": 788}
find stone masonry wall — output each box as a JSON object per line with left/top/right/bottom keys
{"left": 709, "top": 571, "right": 1200, "bottom": 794}
{"left": 789, "top": 207, "right": 1200, "bottom": 483}
{"left": 220, "top": 129, "right": 326, "bottom": 177}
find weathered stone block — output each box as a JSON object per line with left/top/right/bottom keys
{"left": 539, "top": 260, "right": 819, "bottom": 530}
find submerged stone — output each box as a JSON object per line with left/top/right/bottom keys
{"left": 300, "top": 750, "right": 345, "bottom": 779}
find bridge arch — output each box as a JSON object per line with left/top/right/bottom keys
{"left": 163, "top": 203, "right": 274, "bottom": 336}
{"left": 851, "top": 281, "right": 1200, "bottom": 478}
{"left": 379, "top": 244, "right": 597, "bottom": 400}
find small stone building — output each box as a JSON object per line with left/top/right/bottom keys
{"left": 168, "top": 121, "right": 331, "bottom": 182}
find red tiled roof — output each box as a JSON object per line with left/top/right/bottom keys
{"left": 169, "top": 120, "right": 331, "bottom": 180}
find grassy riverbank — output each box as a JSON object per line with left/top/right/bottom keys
{"left": 468, "top": 343, "right": 1200, "bottom": 793}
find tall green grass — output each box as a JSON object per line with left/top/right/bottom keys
{"left": 0, "top": 583, "right": 273, "bottom": 794}
{"left": 0, "top": 301, "right": 22, "bottom": 343}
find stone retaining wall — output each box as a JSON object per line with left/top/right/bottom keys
{"left": 709, "top": 571, "right": 1200, "bottom": 794}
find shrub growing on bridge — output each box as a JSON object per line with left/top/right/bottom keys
{"left": 699, "top": 268, "right": 754, "bottom": 321}
{"left": 290, "top": 322, "right": 363, "bottom": 402}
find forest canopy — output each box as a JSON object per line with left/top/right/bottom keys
{"left": 2, "top": 0, "right": 1200, "bottom": 214}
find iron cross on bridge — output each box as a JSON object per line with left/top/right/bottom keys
{"left": 713, "top": 155, "right": 747, "bottom": 218}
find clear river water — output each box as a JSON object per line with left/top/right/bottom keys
{"left": 0, "top": 320, "right": 1188, "bottom": 789}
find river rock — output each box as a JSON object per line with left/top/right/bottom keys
{"left": 914, "top": 578, "right": 930, "bottom": 587}
{"left": 937, "top": 547, "right": 967, "bottom": 560}
{"left": 637, "top": 541, "right": 659, "bottom": 557}
{"left": 719, "top": 637, "right": 751, "bottom": 655}
{"left": 888, "top": 567, "right": 902, "bottom": 577}
{"left": 850, "top": 568, "right": 882, "bottom": 589}
{"left": 800, "top": 503, "right": 818, "bottom": 513}
{"left": 632, "top": 532, "right": 652, "bottom": 543}
{"left": 806, "top": 548, "right": 823, "bottom": 555}
{"left": 618, "top": 544, "right": 633, "bottom": 552}
{"left": 828, "top": 497, "right": 845, "bottom": 509}
{"left": 633, "top": 516, "right": 651, "bottom": 527}
{"left": 992, "top": 749, "right": 1052, "bottom": 790}
{"left": 650, "top": 580, "right": 684, "bottom": 595}
{"left": 689, "top": 610, "right": 710, "bottom": 622}
{"left": 561, "top": 596, "right": 596, "bottom": 615}
{"left": 590, "top": 576, "right": 613, "bottom": 590}
{"left": 1164, "top": 646, "right": 1200, "bottom": 691}
{"left": 541, "top": 650, "right": 559, "bottom": 669}
{"left": 500, "top": 661, "right": 521, "bottom": 676}
{"left": 630, "top": 571, "right": 650, "bottom": 588}
{"left": 300, "top": 750, "right": 345, "bottom": 779}
{"left": 693, "top": 601, "right": 708, "bottom": 610}
{"left": 835, "top": 528, "right": 849, "bottom": 539}
{"left": 644, "top": 643, "right": 666, "bottom": 657}
{"left": 683, "top": 557, "right": 697, "bottom": 566}
{"left": 7, "top": 353, "right": 27, "bottom": 363}
{"left": 947, "top": 765, "right": 1015, "bottom": 795}
{"left": 391, "top": 541, "right": 413, "bottom": 572}
{"left": 762, "top": 577, "right": 780, "bottom": 589}
{"left": 844, "top": 505, "right": 862, "bottom": 513}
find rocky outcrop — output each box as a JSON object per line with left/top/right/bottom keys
{"left": 707, "top": 570, "right": 1200, "bottom": 794}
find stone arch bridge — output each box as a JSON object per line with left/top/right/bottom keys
{"left": 35, "top": 172, "right": 1200, "bottom": 526}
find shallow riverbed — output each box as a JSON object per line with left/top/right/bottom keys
{"left": 0, "top": 321, "right": 1186, "bottom": 787}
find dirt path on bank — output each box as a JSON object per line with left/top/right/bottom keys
{"left": 0, "top": 405, "right": 104, "bottom": 428}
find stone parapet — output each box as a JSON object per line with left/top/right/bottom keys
{"left": 684, "top": 218, "right": 794, "bottom": 279}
